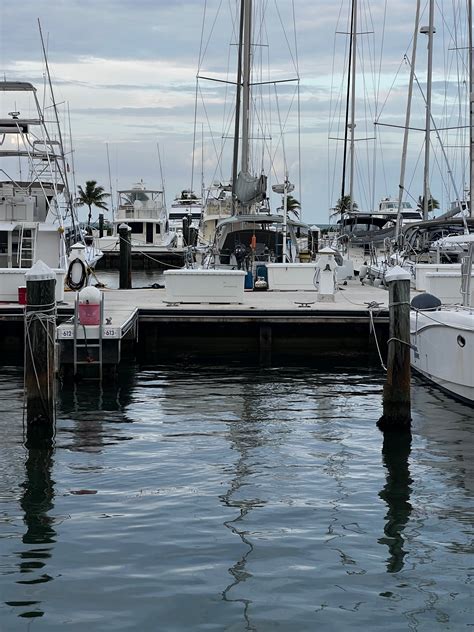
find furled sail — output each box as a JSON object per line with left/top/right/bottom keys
{"left": 235, "top": 171, "right": 267, "bottom": 205}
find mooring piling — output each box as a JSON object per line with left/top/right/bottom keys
{"left": 377, "top": 266, "right": 412, "bottom": 433}
{"left": 119, "top": 223, "right": 132, "bottom": 289}
{"left": 24, "top": 261, "right": 57, "bottom": 447}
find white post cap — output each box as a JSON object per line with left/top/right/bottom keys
{"left": 25, "top": 260, "right": 56, "bottom": 281}
{"left": 385, "top": 265, "right": 411, "bottom": 282}
{"left": 118, "top": 223, "right": 131, "bottom": 231}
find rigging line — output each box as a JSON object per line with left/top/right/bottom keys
{"left": 273, "top": 84, "right": 287, "bottom": 175}
{"left": 374, "top": 0, "right": 388, "bottom": 117}
{"left": 374, "top": 55, "right": 407, "bottom": 124}
{"left": 273, "top": 0, "right": 299, "bottom": 78}
{"left": 198, "top": 83, "right": 234, "bottom": 188}
{"left": 198, "top": 0, "right": 223, "bottom": 73}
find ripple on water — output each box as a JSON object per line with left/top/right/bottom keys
{"left": 0, "top": 364, "right": 472, "bottom": 630}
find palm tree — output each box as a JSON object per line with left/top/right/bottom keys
{"left": 335, "top": 194, "right": 358, "bottom": 215}
{"left": 76, "top": 181, "right": 110, "bottom": 229}
{"left": 286, "top": 195, "right": 301, "bottom": 218}
{"left": 417, "top": 195, "right": 439, "bottom": 214}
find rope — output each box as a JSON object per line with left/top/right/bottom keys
{"left": 23, "top": 308, "right": 57, "bottom": 431}
{"left": 369, "top": 308, "right": 387, "bottom": 372}
{"left": 387, "top": 337, "right": 415, "bottom": 350}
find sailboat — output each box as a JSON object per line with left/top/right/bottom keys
{"left": 201, "top": 0, "right": 313, "bottom": 271}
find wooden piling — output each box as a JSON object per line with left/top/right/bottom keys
{"left": 24, "top": 261, "right": 57, "bottom": 447}
{"left": 98, "top": 213, "right": 104, "bottom": 238}
{"left": 378, "top": 266, "right": 412, "bottom": 432}
{"left": 119, "top": 223, "right": 132, "bottom": 289}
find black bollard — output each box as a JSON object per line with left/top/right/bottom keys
{"left": 119, "top": 223, "right": 132, "bottom": 289}
{"left": 24, "top": 261, "right": 57, "bottom": 447}
{"left": 378, "top": 267, "right": 412, "bottom": 432}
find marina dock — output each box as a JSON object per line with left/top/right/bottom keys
{"left": 0, "top": 279, "right": 397, "bottom": 369}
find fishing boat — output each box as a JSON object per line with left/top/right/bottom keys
{"left": 0, "top": 80, "right": 77, "bottom": 302}
{"left": 94, "top": 180, "right": 179, "bottom": 268}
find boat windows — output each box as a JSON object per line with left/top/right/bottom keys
{"left": 155, "top": 224, "right": 161, "bottom": 234}
{"left": 128, "top": 222, "right": 143, "bottom": 234}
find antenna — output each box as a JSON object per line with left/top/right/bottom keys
{"left": 156, "top": 142, "right": 166, "bottom": 208}
{"left": 106, "top": 142, "right": 115, "bottom": 221}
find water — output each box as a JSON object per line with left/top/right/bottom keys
{"left": 0, "top": 363, "right": 472, "bottom": 631}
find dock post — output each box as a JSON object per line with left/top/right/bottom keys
{"left": 119, "top": 223, "right": 132, "bottom": 289}
{"left": 24, "top": 261, "right": 57, "bottom": 447}
{"left": 259, "top": 324, "right": 272, "bottom": 365}
{"left": 378, "top": 266, "right": 412, "bottom": 433}
{"left": 98, "top": 213, "right": 104, "bottom": 238}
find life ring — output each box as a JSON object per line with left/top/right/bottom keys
{"left": 66, "top": 257, "right": 88, "bottom": 291}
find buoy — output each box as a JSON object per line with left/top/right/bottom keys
{"left": 250, "top": 234, "right": 257, "bottom": 250}
{"left": 78, "top": 286, "right": 102, "bottom": 325}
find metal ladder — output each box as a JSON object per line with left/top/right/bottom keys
{"left": 18, "top": 224, "right": 37, "bottom": 267}
{"left": 73, "top": 293, "right": 104, "bottom": 380}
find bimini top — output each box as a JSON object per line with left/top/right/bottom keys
{"left": 0, "top": 81, "right": 36, "bottom": 92}
{"left": 217, "top": 213, "right": 308, "bottom": 229}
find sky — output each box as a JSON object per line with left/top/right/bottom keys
{"left": 0, "top": 0, "right": 471, "bottom": 225}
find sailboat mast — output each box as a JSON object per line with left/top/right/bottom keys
{"left": 231, "top": 0, "right": 245, "bottom": 212}
{"left": 395, "top": 0, "right": 421, "bottom": 243}
{"left": 349, "top": 0, "right": 357, "bottom": 213}
{"left": 241, "top": 0, "right": 252, "bottom": 175}
{"left": 469, "top": 0, "right": 473, "bottom": 218}
{"left": 422, "top": 0, "right": 435, "bottom": 221}
{"left": 340, "top": 0, "right": 355, "bottom": 217}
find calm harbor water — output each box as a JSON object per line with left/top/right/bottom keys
{"left": 0, "top": 362, "right": 472, "bottom": 631}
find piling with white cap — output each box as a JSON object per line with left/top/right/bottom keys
{"left": 119, "top": 223, "right": 132, "bottom": 289}
{"left": 378, "top": 266, "right": 412, "bottom": 432}
{"left": 24, "top": 260, "right": 57, "bottom": 446}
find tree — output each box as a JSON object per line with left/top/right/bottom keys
{"left": 335, "top": 194, "right": 358, "bottom": 215}
{"left": 417, "top": 195, "right": 439, "bottom": 214}
{"left": 285, "top": 195, "right": 301, "bottom": 218}
{"left": 76, "top": 181, "right": 110, "bottom": 229}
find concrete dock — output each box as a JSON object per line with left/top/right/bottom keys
{"left": 0, "top": 278, "right": 396, "bottom": 369}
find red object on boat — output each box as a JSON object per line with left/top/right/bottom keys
{"left": 18, "top": 286, "right": 27, "bottom": 305}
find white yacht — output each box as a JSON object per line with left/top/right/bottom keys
{"left": 96, "top": 180, "right": 177, "bottom": 253}
{"left": 168, "top": 190, "right": 202, "bottom": 247}
{"left": 0, "top": 81, "right": 75, "bottom": 302}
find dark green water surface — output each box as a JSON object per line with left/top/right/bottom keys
{"left": 0, "top": 363, "right": 472, "bottom": 630}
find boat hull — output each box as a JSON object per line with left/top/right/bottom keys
{"left": 410, "top": 310, "right": 474, "bottom": 404}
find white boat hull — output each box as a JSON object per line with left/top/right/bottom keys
{"left": 410, "top": 310, "right": 474, "bottom": 404}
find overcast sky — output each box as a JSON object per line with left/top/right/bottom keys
{"left": 0, "top": 0, "right": 470, "bottom": 224}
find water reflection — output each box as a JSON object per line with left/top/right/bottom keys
{"left": 8, "top": 447, "right": 56, "bottom": 619}
{"left": 220, "top": 380, "right": 269, "bottom": 632}
{"left": 57, "top": 367, "right": 136, "bottom": 452}
{"left": 378, "top": 433, "right": 412, "bottom": 573}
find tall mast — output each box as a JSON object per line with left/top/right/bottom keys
{"left": 240, "top": 0, "right": 252, "bottom": 174}
{"left": 395, "top": 0, "right": 421, "bottom": 242}
{"left": 231, "top": 0, "right": 245, "bottom": 212}
{"left": 340, "top": 0, "right": 355, "bottom": 218}
{"left": 422, "top": 0, "right": 435, "bottom": 221}
{"left": 469, "top": 0, "right": 473, "bottom": 218}
{"left": 349, "top": 0, "right": 357, "bottom": 213}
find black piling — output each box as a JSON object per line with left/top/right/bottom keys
{"left": 98, "top": 213, "right": 104, "bottom": 238}
{"left": 24, "top": 262, "right": 57, "bottom": 447}
{"left": 378, "top": 268, "right": 412, "bottom": 433}
{"left": 119, "top": 223, "right": 132, "bottom": 289}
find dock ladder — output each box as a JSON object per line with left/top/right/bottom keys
{"left": 72, "top": 293, "right": 104, "bottom": 380}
